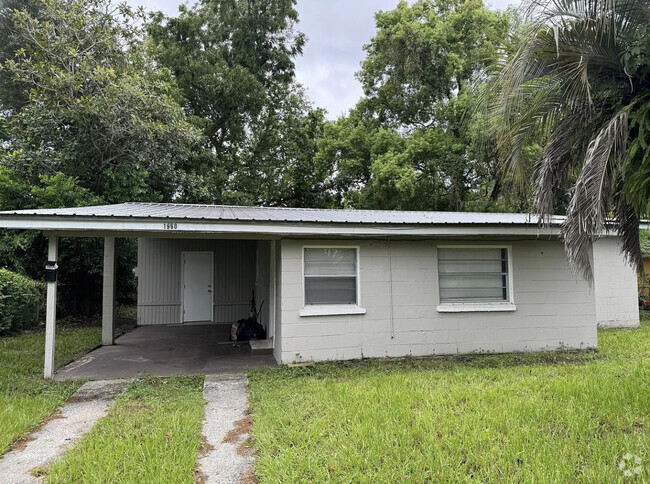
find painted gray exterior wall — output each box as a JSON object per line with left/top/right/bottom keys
{"left": 137, "top": 234, "right": 634, "bottom": 363}
{"left": 593, "top": 238, "right": 639, "bottom": 328}
{"left": 137, "top": 238, "right": 258, "bottom": 325}
{"left": 276, "top": 238, "right": 598, "bottom": 364}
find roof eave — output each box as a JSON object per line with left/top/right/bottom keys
{"left": 0, "top": 214, "right": 565, "bottom": 237}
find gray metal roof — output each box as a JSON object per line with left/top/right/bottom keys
{"left": 0, "top": 202, "right": 563, "bottom": 226}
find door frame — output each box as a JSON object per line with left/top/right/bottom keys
{"left": 268, "top": 240, "right": 277, "bottom": 340}
{"left": 181, "top": 251, "right": 214, "bottom": 323}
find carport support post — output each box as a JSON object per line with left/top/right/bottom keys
{"left": 102, "top": 236, "right": 116, "bottom": 345}
{"left": 44, "top": 236, "right": 58, "bottom": 380}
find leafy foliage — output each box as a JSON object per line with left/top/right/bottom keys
{"left": 359, "top": 0, "right": 506, "bottom": 127}
{"left": 0, "top": 268, "right": 44, "bottom": 334}
{"left": 147, "top": 0, "right": 326, "bottom": 205}
{"left": 0, "top": 0, "right": 42, "bottom": 111}
{"left": 640, "top": 230, "right": 650, "bottom": 256}
{"left": 487, "top": 0, "right": 650, "bottom": 280}
{"left": 316, "top": 0, "right": 519, "bottom": 212}
{"left": 1, "top": 0, "right": 203, "bottom": 203}
{"left": 148, "top": 0, "right": 305, "bottom": 155}
{"left": 0, "top": 0, "right": 203, "bottom": 314}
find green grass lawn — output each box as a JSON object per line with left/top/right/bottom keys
{"left": 0, "top": 326, "right": 102, "bottom": 454}
{"left": 2, "top": 315, "right": 648, "bottom": 483}
{"left": 45, "top": 375, "right": 205, "bottom": 484}
{"left": 249, "top": 318, "right": 650, "bottom": 483}
{"left": 0, "top": 323, "right": 205, "bottom": 483}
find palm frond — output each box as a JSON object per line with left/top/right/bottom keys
{"left": 615, "top": 196, "right": 643, "bottom": 269}
{"left": 562, "top": 110, "right": 628, "bottom": 280}
{"left": 534, "top": 107, "right": 599, "bottom": 217}
{"left": 485, "top": 0, "right": 650, "bottom": 281}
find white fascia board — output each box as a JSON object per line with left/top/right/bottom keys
{"left": 0, "top": 215, "right": 564, "bottom": 237}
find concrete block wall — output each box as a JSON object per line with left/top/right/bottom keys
{"left": 275, "top": 238, "right": 598, "bottom": 364}
{"left": 592, "top": 238, "right": 640, "bottom": 328}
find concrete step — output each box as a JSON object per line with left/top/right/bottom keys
{"left": 249, "top": 339, "right": 273, "bottom": 355}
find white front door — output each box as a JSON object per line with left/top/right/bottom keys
{"left": 182, "top": 252, "right": 213, "bottom": 322}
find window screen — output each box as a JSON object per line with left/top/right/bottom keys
{"left": 437, "top": 247, "right": 510, "bottom": 303}
{"left": 304, "top": 248, "right": 358, "bottom": 305}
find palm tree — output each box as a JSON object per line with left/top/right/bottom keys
{"left": 488, "top": 0, "right": 650, "bottom": 280}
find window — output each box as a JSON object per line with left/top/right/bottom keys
{"left": 303, "top": 247, "right": 358, "bottom": 306}
{"left": 437, "top": 247, "right": 514, "bottom": 310}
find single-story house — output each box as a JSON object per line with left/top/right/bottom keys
{"left": 0, "top": 203, "right": 639, "bottom": 378}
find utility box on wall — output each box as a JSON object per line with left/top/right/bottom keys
{"left": 44, "top": 261, "right": 58, "bottom": 283}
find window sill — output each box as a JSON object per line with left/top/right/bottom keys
{"left": 437, "top": 303, "right": 517, "bottom": 313}
{"left": 299, "top": 305, "right": 367, "bottom": 317}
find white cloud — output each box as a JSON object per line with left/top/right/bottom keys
{"left": 293, "top": 0, "right": 400, "bottom": 118}
{"left": 126, "top": 0, "right": 516, "bottom": 119}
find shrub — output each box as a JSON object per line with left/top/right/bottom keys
{"left": 0, "top": 269, "right": 45, "bottom": 334}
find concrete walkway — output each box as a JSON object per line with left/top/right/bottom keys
{"left": 56, "top": 324, "right": 276, "bottom": 380}
{"left": 0, "top": 380, "right": 127, "bottom": 483}
{"left": 196, "top": 374, "right": 254, "bottom": 484}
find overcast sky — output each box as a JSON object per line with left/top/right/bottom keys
{"left": 130, "top": 0, "right": 514, "bottom": 119}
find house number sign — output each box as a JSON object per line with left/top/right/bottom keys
{"left": 163, "top": 222, "right": 178, "bottom": 230}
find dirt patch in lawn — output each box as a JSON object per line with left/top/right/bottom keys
{"left": 199, "top": 435, "right": 215, "bottom": 455}
{"left": 194, "top": 469, "right": 208, "bottom": 484}
{"left": 241, "top": 469, "right": 259, "bottom": 484}
{"left": 9, "top": 434, "right": 36, "bottom": 453}
{"left": 222, "top": 411, "right": 252, "bottom": 457}
{"left": 193, "top": 436, "right": 215, "bottom": 483}
{"left": 8, "top": 409, "right": 64, "bottom": 453}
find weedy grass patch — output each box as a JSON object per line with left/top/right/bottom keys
{"left": 0, "top": 326, "right": 101, "bottom": 454}
{"left": 249, "top": 317, "right": 650, "bottom": 483}
{"left": 45, "top": 375, "right": 205, "bottom": 484}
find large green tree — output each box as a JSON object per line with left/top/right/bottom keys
{"left": 231, "top": 86, "right": 331, "bottom": 207}
{"left": 0, "top": 0, "right": 203, "bottom": 314}
{"left": 0, "top": 0, "right": 42, "bottom": 111}
{"left": 317, "top": 0, "right": 516, "bottom": 212}
{"left": 148, "top": 0, "right": 325, "bottom": 205}
{"left": 488, "top": 0, "right": 650, "bottom": 279}
{"left": 1, "top": 0, "right": 203, "bottom": 203}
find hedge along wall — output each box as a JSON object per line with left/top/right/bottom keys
{"left": 0, "top": 269, "right": 45, "bottom": 334}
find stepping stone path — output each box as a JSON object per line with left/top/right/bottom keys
{"left": 0, "top": 380, "right": 127, "bottom": 483}
{"left": 196, "top": 374, "right": 254, "bottom": 484}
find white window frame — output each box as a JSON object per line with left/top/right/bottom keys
{"left": 300, "top": 245, "right": 366, "bottom": 317}
{"left": 436, "top": 245, "right": 516, "bottom": 313}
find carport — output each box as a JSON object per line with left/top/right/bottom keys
{"left": 56, "top": 324, "right": 276, "bottom": 380}
{"left": 0, "top": 203, "right": 281, "bottom": 379}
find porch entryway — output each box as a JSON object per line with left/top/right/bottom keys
{"left": 55, "top": 324, "right": 276, "bottom": 380}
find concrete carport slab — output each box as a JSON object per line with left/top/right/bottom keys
{"left": 55, "top": 324, "right": 276, "bottom": 380}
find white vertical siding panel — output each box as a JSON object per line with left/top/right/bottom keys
{"left": 137, "top": 238, "right": 258, "bottom": 325}
{"left": 255, "top": 241, "right": 271, "bottom": 329}
{"left": 138, "top": 238, "right": 182, "bottom": 325}
{"left": 137, "top": 238, "right": 144, "bottom": 325}
{"left": 213, "top": 240, "right": 257, "bottom": 322}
